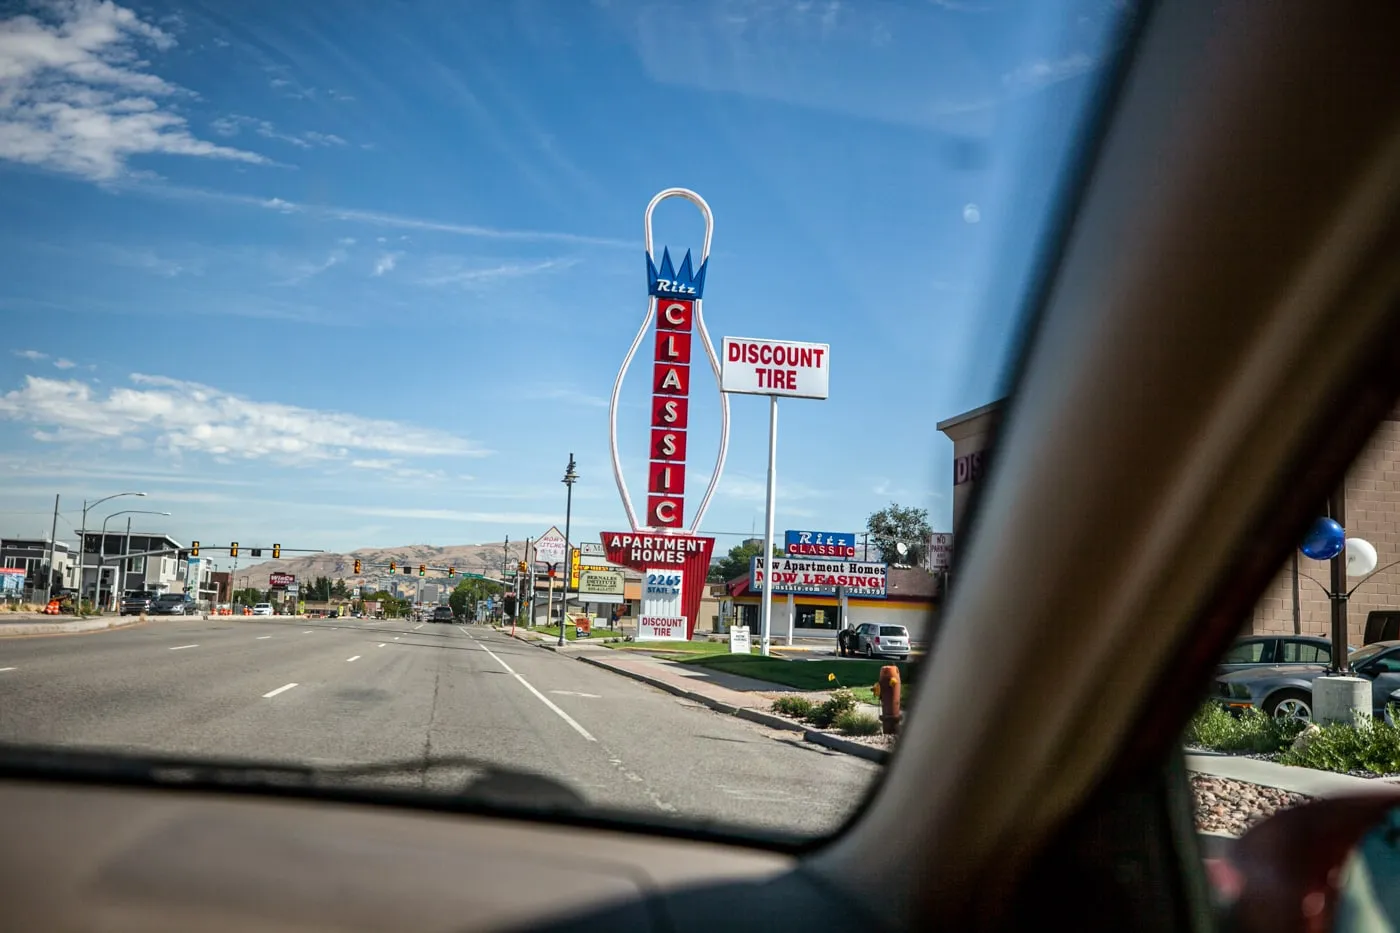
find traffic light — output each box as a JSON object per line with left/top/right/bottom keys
{"left": 191, "top": 540, "right": 200, "bottom": 557}
{"left": 517, "top": 561, "right": 527, "bottom": 573}
{"left": 272, "top": 544, "right": 281, "bottom": 559}
{"left": 353, "top": 559, "right": 362, "bottom": 574}
{"left": 230, "top": 541, "right": 239, "bottom": 558}
{"left": 448, "top": 567, "right": 456, "bottom": 577}
{"left": 389, "top": 561, "right": 397, "bottom": 573}
{"left": 419, "top": 564, "right": 426, "bottom": 577}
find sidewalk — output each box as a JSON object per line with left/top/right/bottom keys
{"left": 580, "top": 651, "right": 891, "bottom": 763}
{"left": 0, "top": 614, "right": 150, "bottom": 637}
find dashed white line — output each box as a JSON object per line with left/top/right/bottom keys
{"left": 346, "top": 655, "right": 361, "bottom": 662}
{"left": 473, "top": 640, "right": 596, "bottom": 742}
{"left": 414, "top": 623, "right": 424, "bottom": 630}
{"left": 262, "top": 683, "right": 298, "bottom": 698}
{"left": 377, "top": 643, "right": 387, "bottom": 648}
{"left": 303, "top": 630, "right": 314, "bottom": 634}
{"left": 394, "top": 636, "right": 400, "bottom": 640}
{"left": 169, "top": 644, "right": 199, "bottom": 651}
{"left": 0, "top": 667, "right": 16, "bottom": 673}
{"left": 256, "top": 635, "right": 272, "bottom": 640}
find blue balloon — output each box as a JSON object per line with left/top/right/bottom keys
{"left": 1300, "top": 517, "right": 1346, "bottom": 560}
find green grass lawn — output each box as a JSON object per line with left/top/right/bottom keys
{"left": 534, "top": 624, "right": 624, "bottom": 641}
{"left": 680, "top": 654, "right": 916, "bottom": 691}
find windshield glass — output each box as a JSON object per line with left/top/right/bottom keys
{"left": 0, "top": 0, "right": 1130, "bottom": 840}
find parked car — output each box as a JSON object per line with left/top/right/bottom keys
{"left": 252, "top": 603, "right": 273, "bottom": 616}
{"left": 119, "top": 591, "right": 157, "bottom": 616}
{"left": 840, "top": 622, "right": 910, "bottom": 660}
{"left": 1214, "top": 639, "right": 1400, "bottom": 723}
{"left": 151, "top": 593, "right": 193, "bottom": 615}
{"left": 1216, "top": 634, "right": 1337, "bottom": 674}
{"left": 431, "top": 606, "right": 454, "bottom": 624}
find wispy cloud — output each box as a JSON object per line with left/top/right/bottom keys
{"left": 525, "top": 386, "right": 609, "bottom": 409}
{"left": 126, "top": 182, "right": 630, "bottom": 248}
{"left": 418, "top": 257, "right": 579, "bottom": 288}
{"left": 372, "top": 252, "right": 401, "bottom": 276}
{"left": 0, "top": 372, "right": 493, "bottom": 465}
{"left": 1001, "top": 52, "right": 1096, "bottom": 91}
{"left": 720, "top": 474, "right": 829, "bottom": 503}
{"left": 343, "top": 506, "right": 601, "bottom": 525}
{"left": 273, "top": 249, "right": 346, "bottom": 286}
{"left": 0, "top": 1, "right": 268, "bottom": 180}
{"left": 52, "top": 358, "right": 75, "bottom": 370}
{"left": 13, "top": 349, "right": 47, "bottom": 361}
{"left": 210, "top": 114, "right": 347, "bottom": 149}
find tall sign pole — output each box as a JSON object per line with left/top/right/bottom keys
{"left": 601, "top": 189, "right": 725, "bottom": 642}
{"left": 720, "top": 337, "right": 831, "bottom": 655}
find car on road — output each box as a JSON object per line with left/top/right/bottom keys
{"left": 119, "top": 591, "right": 157, "bottom": 616}
{"left": 431, "top": 606, "right": 454, "bottom": 624}
{"left": 151, "top": 593, "right": 193, "bottom": 616}
{"left": 252, "top": 603, "right": 273, "bottom": 616}
{"left": 1214, "top": 639, "right": 1400, "bottom": 723}
{"left": 841, "top": 623, "right": 910, "bottom": 660}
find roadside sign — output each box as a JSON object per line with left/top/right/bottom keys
{"left": 720, "top": 337, "right": 830, "bottom": 399}
{"left": 929, "top": 533, "right": 954, "bottom": 570}
{"left": 579, "top": 542, "right": 606, "bottom": 557}
{"left": 534, "top": 527, "right": 568, "bottom": 565}
{"left": 729, "top": 625, "right": 751, "bottom": 654}
{"left": 784, "top": 530, "right": 856, "bottom": 559}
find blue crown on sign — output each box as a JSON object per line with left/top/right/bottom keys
{"left": 646, "top": 247, "right": 708, "bottom": 300}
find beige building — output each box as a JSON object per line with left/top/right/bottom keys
{"left": 936, "top": 400, "right": 1003, "bottom": 533}
{"left": 1250, "top": 409, "right": 1400, "bottom": 645}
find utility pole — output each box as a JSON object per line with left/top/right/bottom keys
{"left": 1329, "top": 486, "right": 1350, "bottom": 672}
{"left": 44, "top": 494, "right": 59, "bottom": 603}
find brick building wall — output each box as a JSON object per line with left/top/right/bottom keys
{"left": 1250, "top": 413, "right": 1400, "bottom": 642}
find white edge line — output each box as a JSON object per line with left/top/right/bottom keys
{"left": 475, "top": 640, "right": 596, "bottom": 742}
{"left": 256, "top": 635, "right": 272, "bottom": 639}
{"left": 0, "top": 667, "right": 16, "bottom": 672}
{"left": 262, "top": 683, "right": 298, "bottom": 698}
{"left": 169, "top": 644, "right": 199, "bottom": 650}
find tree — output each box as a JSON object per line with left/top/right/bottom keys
{"left": 332, "top": 577, "right": 348, "bottom": 598}
{"left": 867, "top": 503, "right": 933, "bottom": 566}
{"left": 232, "top": 586, "right": 263, "bottom": 606}
{"left": 708, "top": 540, "right": 782, "bottom": 582}
{"left": 450, "top": 578, "right": 505, "bottom": 619}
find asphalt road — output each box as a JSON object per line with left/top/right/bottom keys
{"left": 0, "top": 615, "right": 877, "bottom": 836}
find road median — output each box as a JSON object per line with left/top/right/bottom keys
{"left": 0, "top": 615, "right": 151, "bottom": 637}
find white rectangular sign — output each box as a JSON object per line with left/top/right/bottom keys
{"left": 751, "top": 556, "right": 888, "bottom": 597}
{"left": 638, "top": 616, "right": 688, "bottom": 640}
{"left": 928, "top": 533, "right": 954, "bottom": 570}
{"left": 721, "top": 336, "right": 830, "bottom": 399}
{"left": 578, "top": 570, "right": 625, "bottom": 597}
{"left": 729, "top": 624, "right": 751, "bottom": 654}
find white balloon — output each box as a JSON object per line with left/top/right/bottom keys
{"left": 1346, "top": 537, "right": 1379, "bottom": 577}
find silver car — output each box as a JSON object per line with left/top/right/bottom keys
{"left": 1214, "top": 640, "right": 1400, "bottom": 723}
{"left": 850, "top": 623, "right": 910, "bottom": 660}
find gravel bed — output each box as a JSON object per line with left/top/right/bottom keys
{"left": 1191, "top": 774, "right": 1310, "bottom": 836}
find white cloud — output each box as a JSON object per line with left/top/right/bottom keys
{"left": 0, "top": 373, "right": 492, "bottom": 465}
{"left": 418, "top": 257, "right": 578, "bottom": 288}
{"left": 343, "top": 506, "right": 600, "bottom": 525}
{"left": 1001, "top": 53, "right": 1095, "bottom": 91}
{"left": 274, "top": 249, "right": 345, "bottom": 285}
{"left": 526, "top": 386, "right": 608, "bottom": 408}
{"left": 0, "top": 0, "right": 268, "bottom": 180}
{"left": 720, "top": 474, "right": 829, "bottom": 503}
{"left": 13, "top": 349, "right": 47, "bottom": 361}
{"left": 52, "top": 358, "right": 75, "bottom": 369}
{"left": 372, "top": 251, "right": 400, "bottom": 276}
{"left": 210, "top": 113, "right": 347, "bottom": 149}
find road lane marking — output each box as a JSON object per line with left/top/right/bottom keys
{"left": 303, "top": 630, "right": 314, "bottom": 634}
{"left": 346, "top": 656, "right": 361, "bottom": 662}
{"left": 551, "top": 690, "right": 601, "bottom": 698}
{"left": 256, "top": 636, "right": 272, "bottom": 640}
{"left": 394, "top": 636, "right": 400, "bottom": 640}
{"left": 474, "top": 642, "right": 596, "bottom": 742}
{"left": 377, "top": 643, "right": 386, "bottom": 648}
{"left": 169, "top": 644, "right": 199, "bottom": 651}
{"left": 0, "top": 667, "right": 16, "bottom": 672}
{"left": 263, "top": 683, "right": 298, "bottom": 698}
{"left": 414, "top": 623, "right": 424, "bottom": 630}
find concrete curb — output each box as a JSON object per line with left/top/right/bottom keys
{"left": 1185, "top": 752, "right": 1397, "bottom": 798}
{"left": 0, "top": 615, "right": 148, "bottom": 637}
{"left": 804, "top": 730, "right": 893, "bottom": 763}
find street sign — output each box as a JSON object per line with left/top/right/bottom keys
{"left": 534, "top": 527, "right": 568, "bottom": 565}
{"left": 929, "top": 533, "right": 954, "bottom": 570}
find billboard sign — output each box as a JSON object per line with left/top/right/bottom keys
{"left": 601, "top": 531, "right": 715, "bottom": 640}
{"left": 578, "top": 569, "right": 624, "bottom": 597}
{"left": 269, "top": 572, "right": 295, "bottom": 588}
{"left": 784, "top": 530, "right": 857, "bottom": 559}
{"left": 0, "top": 567, "right": 25, "bottom": 597}
{"left": 750, "top": 556, "right": 888, "bottom": 598}
{"left": 533, "top": 527, "right": 568, "bottom": 565}
{"left": 720, "top": 337, "right": 830, "bottom": 399}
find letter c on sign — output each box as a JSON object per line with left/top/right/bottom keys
{"left": 663, "top": 302, "right": 687, "bottom": 326}
{"left": 655, "top": 500, "right": 678, "bottom": 523}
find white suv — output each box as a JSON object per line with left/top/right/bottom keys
{"left": 252, "top": 603, "right": 273, "bottom": 616}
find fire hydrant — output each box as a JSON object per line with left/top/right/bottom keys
{"left": 876, "top": 665, "right": 901, "bottom": 735}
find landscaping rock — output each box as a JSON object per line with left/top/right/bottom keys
{"left": 1291, "top": 723, "right": 1322, "bottom": 754}
{"left": 1191, "top": 773, "right": 1310, "bottom": 836}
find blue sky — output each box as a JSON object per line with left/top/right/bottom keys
{"left": 0, "top": 0, "right": 1125, "bottom": 556}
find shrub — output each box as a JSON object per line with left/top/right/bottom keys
{"left": 1280, "top": 713, "right": 1400, "bottom": 774}
{"left": 771, "top": 696, "right": 815, "bottom": 719}
{"left": 809, "top": 689, "right": 859, "bottom": 729}
{"left": 1184, "top": 703, "right": 1302, "bottom": 754}
{"left": 834, "top": 710, "right": 881, "bottom": 736}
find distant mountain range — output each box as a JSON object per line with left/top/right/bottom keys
{"left": 225, "top": 541, "right": 530, "bottom": 589}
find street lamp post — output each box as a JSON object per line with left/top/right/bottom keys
{"left": 75, "top": 492, "right": 146, "bottom": 610}
{"left": 559, "top": 454, "right": 578, "bottom": 647}
{"left": 96, "top": 509, "right": 171, "bottom": 611}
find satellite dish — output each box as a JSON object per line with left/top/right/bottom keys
{"left": 895, "top": 542, "right": 908, "bottom": 557}
{"left": 1347, "top": 537, "right": 1379, "bottom": 578}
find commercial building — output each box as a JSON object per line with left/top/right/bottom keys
{"left": 77, "top": 530, "right": 186, "bottom": 607}
{"left": 0, "top": 537, "right": 75, "bottom": 602}
{"left": 720, "top": 567, "right": 939, "bottom": 642}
